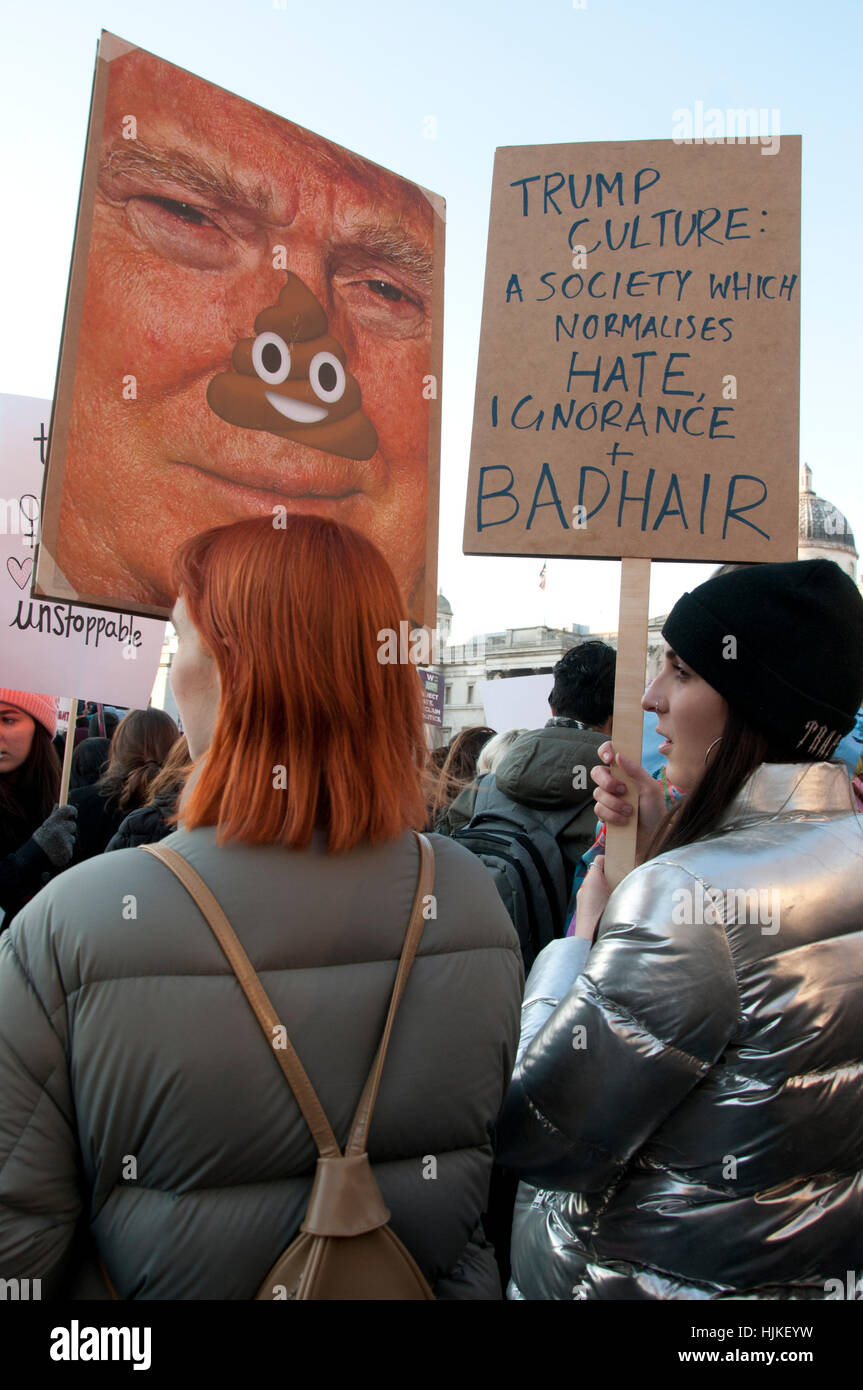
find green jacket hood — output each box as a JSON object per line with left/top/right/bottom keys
{"left": 494, "top": 723, "right": 606, "bottom": 811}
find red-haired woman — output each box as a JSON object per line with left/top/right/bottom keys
{"left": 0, "top": 516, "right": 522, "bottom": 1299}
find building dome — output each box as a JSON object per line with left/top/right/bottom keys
{"left": 799, "top": 464, "right": 856, "bottom": 553}
{"left": 437, "top": 591, "right": 453, "bottom": 616}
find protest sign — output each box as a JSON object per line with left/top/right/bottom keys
{"left": 1, "top": 394, "right": 165, "bottom": 705}
{"left": 464, "top": 138, "right": 800, "bottom": 563}
{"left": 464, "top": 139, "right": 801, "bottom": 883}
{"left": 36, "top": 31, "right": 444, "bottom": 628}
{"left": 480, "top": 674, "right": 552, "bottom": 732}
{"left": 419, "top": 668, "right": 444, "bottom": 726}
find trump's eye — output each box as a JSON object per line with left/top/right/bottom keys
{"left": 147, "top": 196, "right": 216, "bottom": 227}
{"left": 121, "top": 193, "right": 243, "bottom": 270}
{"left": 331, "top": 262, "right": 428, "bottom": 340}
{"left": 308, "top": 351, "right": 346, "bottom": 403}
{"left": 252, "top": 333, "right": 292, "bottom": 385}
{"left": 366, "top": 280, "right": 406, "bottom": 303}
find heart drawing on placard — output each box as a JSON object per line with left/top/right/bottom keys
{"left": 7, "top": 556, "right": 33, "bottom": 590}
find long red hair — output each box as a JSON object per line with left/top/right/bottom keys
{"left": 171, "top": 514, "right": 427, "bottom": 851}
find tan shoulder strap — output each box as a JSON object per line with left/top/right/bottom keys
{"left": 141, "top": 832, "right": 434, "bottom": 1162}
{"left": 141, "top": 840, "right": 340, "bottom": 1158}
{"left": 346, "top": 832, "right": 434, "bottom": 1156}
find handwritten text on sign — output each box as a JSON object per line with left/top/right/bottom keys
{"left": 464, "top": 138, "right": 800, "bottom": 563}
{"left": 0, "top": 394, "right": 165, "bottom": 704}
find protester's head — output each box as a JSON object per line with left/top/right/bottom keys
{"left": 426, "top": 745, "right": 449, "bottom": 774}
{"left": 710, "top": 562, "right": 754, "bottom": 578}
{"left": 54, "top": 45, "right": 437, "bottom": 622}
{"left": 0, "top": 690, "right": 57, "bottom": 756}
{"left": 70, "top": 737, "right": 110, "bottom": 791}
{"left": 477, "top": 728, "right": 528, "bottom": 775}
{"left": 146, "top": 736, "right": 192, "bottom": 807}
{"left": 98, "top": 708, "right": 180, "bottom": 813}
{"left": 645, "top": 559, "right": 863, "bottom": 854}
{"left": 428, "top": 726, "right": 495, "bottom": 823}
{"left": 549, "top": 641, "right": 617, "bottom": 729}
{"left": 88, "top": 710, "right": 120, "bottom": 741}
{"left": 170, "top": 514, "right": 426, "bottom": 851}
{"left": 441, "top": 726, "right": 495, "bottom": 785}
{"left": 0, "top": 692, "right": 61, "bottom": 834}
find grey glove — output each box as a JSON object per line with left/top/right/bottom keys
{"left": 32, "top": 803, "right": 78, "bottom": 869}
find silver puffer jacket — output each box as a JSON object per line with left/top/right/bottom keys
{"left": 495, "top": 762, "right": 863, "bottom": 1299}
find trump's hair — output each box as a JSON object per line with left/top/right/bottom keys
{"left": 171, "top": 514, "right": 427, "bottom": 851}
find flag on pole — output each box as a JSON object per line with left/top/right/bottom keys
{"left": 539, "top": 562, "right": 547, "bottom": 591}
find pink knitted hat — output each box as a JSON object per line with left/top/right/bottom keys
{"left": 0, "top": 690, "right": 58, "bottom": 737}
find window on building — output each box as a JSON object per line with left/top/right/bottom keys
{"left": 445, "top": 683, "right": 452, "bottom": 703}
{"left": 466, "top": 684, "right": 474, "bottom": 704}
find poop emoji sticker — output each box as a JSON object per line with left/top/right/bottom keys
{"left": 207, "top": 273, "right": 378, "bottom": 461}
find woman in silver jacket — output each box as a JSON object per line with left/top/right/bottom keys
{"left": 496, "top": 559, "right": 863, "bottom": 1300}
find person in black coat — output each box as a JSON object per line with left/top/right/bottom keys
{"left": 69, "top": 708, "right": 178, "bottom": 862}
{"left": 106, "top": 736, "right": 191, "bottom": 850}
{"left": 69, "top": 737, "right": 111, "bottom": 791}
{"left": 0, "top": 690, "right": 77, "bottom": 929}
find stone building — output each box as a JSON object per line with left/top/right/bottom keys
{"left": 797, "top": 464, "right": 857, "bottom": 580}
{"left": 437, "top": 596, "right": 588, "bottom": 742}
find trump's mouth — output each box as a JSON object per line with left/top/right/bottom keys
{"left": 264, "top": 391, "right": 328, "bottom": 425}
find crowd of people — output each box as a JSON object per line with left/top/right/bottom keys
{"left": 1, "top": 516, "right": 862, "bottom": 1302}
{"left": 0, "top": 697, "right": 191, "bottom": 923}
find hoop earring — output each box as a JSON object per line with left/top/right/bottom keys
{"left": 704, "top": 736, "right": 722, "bottom": 765}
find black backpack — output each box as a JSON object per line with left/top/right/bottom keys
{"left": 452, "top": 774, "right": 593, "bottom": 971}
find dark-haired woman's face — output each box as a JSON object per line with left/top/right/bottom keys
{"left": 642, "top": 649, "right": 727, "bottom": 791}
{"left": 0, "top": 704, "right": 36, "bottom": 775}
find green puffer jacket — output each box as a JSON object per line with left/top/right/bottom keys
{"left": 437, "top": 720, "right": 605, "bottom": 880}
{"left": 0, "top": 826, "right": 523, "bottom": 1299}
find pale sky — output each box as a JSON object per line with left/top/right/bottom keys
{"left": 3, "top": 0, "right": 859, "bottom": 643}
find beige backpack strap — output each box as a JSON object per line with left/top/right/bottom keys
{"left": 140, "top": 841, "right": 340, "bottom": 1160}
{"left": 345, "top": 832, "right": 435, "bottom": 1157}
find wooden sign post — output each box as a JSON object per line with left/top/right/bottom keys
{"left": 464, "top": 137, "right": 801, "bottom": 883}
{"left": 606, "top": 558, "right": 650, "bottom": 888}
{"left": 59, "top": 698, "right": 78, "bottom": 806}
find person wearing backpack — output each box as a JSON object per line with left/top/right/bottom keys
{"left": 438, "top": 641, "right": 616, "bottom": 971}
{"left": 0, "top": 515, "right": 523, "bottom": 1300}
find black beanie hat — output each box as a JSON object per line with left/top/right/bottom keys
{"left": 662, "top": 560, "right": 863, "bottom": 760}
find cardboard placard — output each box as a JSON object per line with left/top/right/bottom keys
{"left": 1, "top": 394, "right": 165, "bottom": 705}
{"left": 479, "top": 673, "right": 552, "bottom": 732}
{"left": 419, "top": 667, "right": 444, "bottom": 726}
{"left": 36, "top": 32, "right": 444, "bottom": 627}
{"left": 464, "top": 138, "right": 800, "bottom": 563}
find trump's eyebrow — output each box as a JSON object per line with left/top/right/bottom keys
{"left": 334, "top": 222, "right": 434, "bottom": 290}
{"left": 101, "top": 141, "right": 435, "bottom": 287}
{"left": 101, "top": 141, "right": 277, "bottom": 217}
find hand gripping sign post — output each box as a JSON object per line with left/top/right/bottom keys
{"left": 464, "top": 138, "right": 801, "bottom": 886}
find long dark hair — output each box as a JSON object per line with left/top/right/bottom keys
{"left": 646, "top": 704, "right": 777, "bottom": 858}
{"left": 0, "top": 724, "right": 61, "bottom": 846}
{"left": 97, "top": 708, "right": 179, "bottom": 813}
{"left": 427, "top": 726, "right": 496, "bottom": 824}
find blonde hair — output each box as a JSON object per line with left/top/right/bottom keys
{"left": 477, "top": 728, "right": 527, "bottom": 774}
